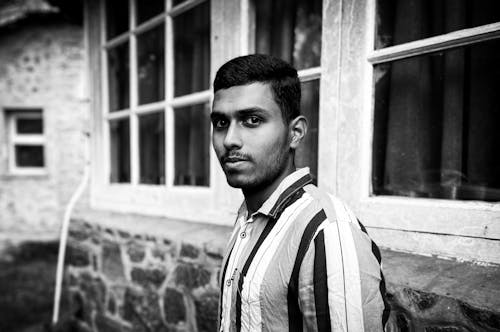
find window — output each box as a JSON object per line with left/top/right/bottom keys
{"left": 371, "top": 0, "right": 500, "bottom": 202}
{"left": 253, "top": 0, "right": 322, "bottom": 178}
{"left": 6, "top": 109, "right": 45, "bottom": 175}
{"left": 103, "top": 0, "right": 211, "bottom": 187}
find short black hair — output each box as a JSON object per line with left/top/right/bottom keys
{"left": 213, "top": 54, "right": 301, "bottom": 123}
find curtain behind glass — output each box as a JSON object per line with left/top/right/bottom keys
{"left": 373, "top": 0, "right": 500, "bottom": 201}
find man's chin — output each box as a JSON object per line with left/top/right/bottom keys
{"left": 225, "top": 174, "right": 255, "bottom": 189}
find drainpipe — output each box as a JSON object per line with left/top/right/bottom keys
{"left": 52, "top": 131, "right": 90, "bottom": 324}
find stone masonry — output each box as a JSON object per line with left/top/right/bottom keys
{"left": 64, "top": 215, "right": 500, "bottom": 332}
{"left": 65, "top": 218, "right": 221, "bottom": 332}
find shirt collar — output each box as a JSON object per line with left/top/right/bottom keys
{"left": 237, "top": 167, "right": 313, "bottom": 221}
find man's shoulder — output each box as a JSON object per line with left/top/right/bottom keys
{"left": 302, "top": 183, "right": 359, "bottom": 225}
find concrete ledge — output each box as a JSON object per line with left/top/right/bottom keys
{"left": 72, "top": 208, "right": 233, "bottom": 259}
{"left": 382, "top": 248, "right": 500, "bottom": 313}
{"left": 382, "top": 248, "right": 500, "bottom": 330}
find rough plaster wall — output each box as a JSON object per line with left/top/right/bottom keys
{"left": 0, "top": 21, "right": 88, "bottom": 236}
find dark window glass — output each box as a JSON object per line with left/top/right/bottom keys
{"left": 15, "top": 145, "right": 44, "bottom": 167}
{"left": 139, "top": 112, "right": 165, "bottom": 184}
{"left": 108, "top": 42, "right": 130, "bottom": 111}
{"left": 138, "top": 24, "right": 165, "bottom": 105}
{"left": 173, "top": 1, "right": 210, "bottom": 96}
{"left": 17, "top": 118, "right": 43, "bottom": 134}
{"left": 255, "top": 0, "right": 322, "bottom": 70}
{"left": 172, "top": 0, "right": 186, "bottom": 7}
{"left": 372, "top": 39, "right": 500, "bottom": 202}
{"left": 376, "top": 0, "right": 500, "bottom": 49}
{"left": 174, "top": 104, "right": 210, "bottom": 186}
{"left": 110, "top": 118, "right": 130, "bottom": 183}
{"left": 106, "top": 0, "right": 129, "bottom": 39}
{"left": 295, "top": 80, "right": 319, "bottom": 179}
{"left": 136, "top": 0, "right": 164, "bottom": 24}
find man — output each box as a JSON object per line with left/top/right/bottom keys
{"left": 211, "top": 54, "right": 389, "bottom": 332}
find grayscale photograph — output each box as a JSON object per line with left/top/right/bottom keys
{"left": 0, "top": 0, "right": 499, "bottom": 331}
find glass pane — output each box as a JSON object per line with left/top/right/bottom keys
{"left": 372, "top": 39, "right": 500, "bottom": 202}
{"left": 110, "top": 118, "right": 130, "bottom": 183}
{"left": 17, "top": 118, "right": 43, "bottom": 134}
{"left": 139, "top": 112, "right": 165, "bottom": 184}
{"left": 106, "top": 0, "right": 129, "bottom": 39}
{"left": 376, "top": 0, "right": 500, "bottom": 49}
{"left": 174, "top": 104, "right": 210, "bottom": 186}
{"left": 173, "top": 1, "right": 210, "bottom": 96}
{"left": 295, "top": 80, "right": 319, "bottom": 179}
{"left": 138, "top": 24, "right": 165, "bottom": 105}
{"left": 15, "top": 145, "right": 44, "bottom": 167}
{"left": 255, "top": 0, "right": 322, "bottom": 70}
{"left": 136, "top": 0, "right": 164, "bottom": 24}
{"left": 172, "top": 0, "right": 186, "bottom": 7}
{"left": 108, "top": 42, "right": 130, "bottom": 111}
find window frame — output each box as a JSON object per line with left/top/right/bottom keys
{"left": 91, "top": 0, "right": 248, "bottom": 225}
{"left": 349, "top": 2, "right": 500, "bottom": 246}
{"left": 6, "top": 110, "right": 46, "bottom": 175}
{"left": 101, "top": 0, "right": 212, "bottom": 187}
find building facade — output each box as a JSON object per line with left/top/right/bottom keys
{"left": 0, "top": 0, "right": 86, "bottom": 245}
{"left": 64, "top": 0, "right": 500, "bottom": 331}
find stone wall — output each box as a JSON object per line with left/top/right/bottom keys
{"left": 64, "top": 214, "right": 500, "bottom": 332}
{"left": 0, "top": 19, "right": 87, "bottom": 237}
{"left": 65, "top": 218, "right": 221, "bottom": 332}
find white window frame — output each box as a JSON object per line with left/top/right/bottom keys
{"left": 334, "top": 1, "right": 500, "bottom": 261}
{"left": 7, "top": 110, "right": 46, "bottom": 175}
{"left": 91, "top": 0, "right": 245, "bottom": 225}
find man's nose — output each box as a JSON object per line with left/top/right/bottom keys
{"left": 223, "top": 122, "right": 242, "bottom": 149}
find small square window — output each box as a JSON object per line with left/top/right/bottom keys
{"left": 5, "top": 109, "right": 46, "bottom": 174}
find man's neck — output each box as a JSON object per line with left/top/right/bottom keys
{"left": 242, "top": 163, "right": 296, "bottom": 217}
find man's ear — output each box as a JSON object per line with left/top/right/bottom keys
{"left": 289, "top": 115, "right": 308, "bottom": 149}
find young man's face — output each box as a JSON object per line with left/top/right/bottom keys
{"left": 211, "top": 82, "right": 292, "bottom": 190}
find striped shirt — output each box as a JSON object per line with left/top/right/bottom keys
{"left": 219, "top": 168, "right": 390, "bottom": 332}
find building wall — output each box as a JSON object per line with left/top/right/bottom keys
{"left": 0, "top": 20, "right": 88, "bottom": 238}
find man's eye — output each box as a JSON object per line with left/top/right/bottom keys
{"left": 213, "top": 119, "right": 228, "bottom": 128}
{"left": 244, "top": 116, "right": 261, "bottom": 126}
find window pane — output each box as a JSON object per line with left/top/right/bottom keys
{"left": 295, "top": 80, "right": 319, "bottom": 179}
{"left": 17, "top": 118, "right": 43, "bottom": 134}
{"left": 172, "top": 0, "right": 186, "bottom": 7}
{"left": 255, "top": 0, "right": 322, "bottom": 70}
{"left": 138, "top": 24, "right": 165, "bottom": 105}
{"left": 174, "top": 104, "right": 210, "bottom": 186}
{"left": 108, "top": 42, "right": 130, "bottom": 111}
{"left": 372, "top": 39, "right": 500, "bottom": 202}
{"left": 136, "top": 0, "right": 164, "bottom": 24}
{"left": 106, "top": 0, "right": 129, "bottom": 39}
{"left": 110, "top": 118, "right": 130, "bottom": 183}
{"left": 15, "top": 145, "right": 44, "bottom": 167}
{"left": 173, "top": 1, "right": 210, "bottom": 96}
{"left": 139, "top": 112, "right": 165, "bottom": 184}
{"left": 376, "top": 0, "right": 500, "bottom": 49}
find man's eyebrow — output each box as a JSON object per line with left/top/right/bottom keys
{"left": 210, "top": 111, "right": 226, "bottom": 120}
{"left": 210, "top": 108, "right": 268, "bottom": 119}
{"left": 235, "top": 107, "right": 268, "bottom": 116}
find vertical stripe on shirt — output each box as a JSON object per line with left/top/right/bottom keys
{"left": 288, "top": 209, "right": 327, "bottom": 332}
{"left": 236, "top": 218, "right": 276, "bottom": 332}
{"left": 313, "top": 230, "right": 331, "bottom": 332}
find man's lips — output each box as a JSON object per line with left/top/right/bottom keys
{"left": 223, "top": 157, "right": 248, "bottom": 163}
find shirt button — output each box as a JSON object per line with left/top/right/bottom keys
{"left": 240, "top": 231, "right": 246, "bottom": 238}
{"left": 226, "top": 279, "right": 232, "bottom": 286}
